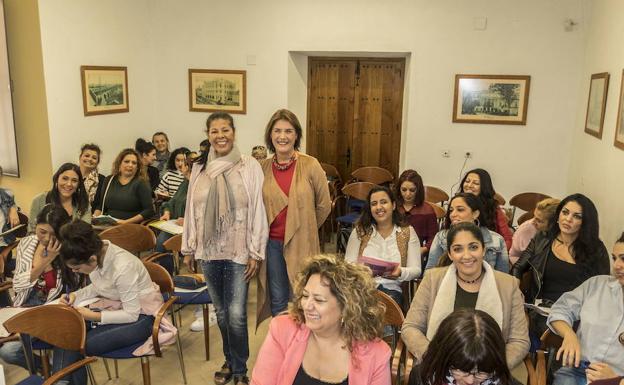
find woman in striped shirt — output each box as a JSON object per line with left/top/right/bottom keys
{"left": 155, "top": 147, "right": 190, "bottom": 197}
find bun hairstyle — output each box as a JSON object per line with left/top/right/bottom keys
{"left": 135, "top": 138, "right": 156, "bottom": 156}
{"left": 59, "top": 219, "right": 103, "bottom": 266}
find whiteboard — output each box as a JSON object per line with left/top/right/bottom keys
{"left": 0, "top": 0, "right": 18, "bottom": 177}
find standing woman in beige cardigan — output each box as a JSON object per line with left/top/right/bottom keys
{"left": 259, "top": 109, "right": 331, "bottom": 321}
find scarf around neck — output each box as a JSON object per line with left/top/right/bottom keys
{"left": 83, "top": 169, "right": 100, "bottom": 204}
{"left": 203, "top": 145, "right": 242, "bottom": 245}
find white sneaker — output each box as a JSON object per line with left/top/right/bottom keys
{"left": 190, "top": 317, "right": 204, "bottom": 332}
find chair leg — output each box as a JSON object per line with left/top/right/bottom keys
{"left": 175, "top": 330, "right": 188, "bottom": 384}
{"left": 140, "top": 356, "right": 151, "bottom": 385}
{"left": 102, "top": 358, "right": 111, "bottom": 380}
{"left": 114, "top": 359, "right": 119, "bottom": 378}
{"left": 203, "top": 303, "right": 210, "bottom": 360}
{"left": 41, "top": 350, "right": 51, "bottom": 378}
{"left": 87, "top": 364, "right": 98, "bottom": 385}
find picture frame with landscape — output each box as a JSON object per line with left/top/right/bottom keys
{"left": 614, "top": 70, "right": 624, "bottom": 150}
{"left": 584, "top": 72, "right": 610, "bottom": 139}
{"left": 452, "top": 74, "right": 531, "bottom": 125}
{"left": 189, "top": 69, "right": 247, "bottom": 114}
{"left": 80, "top": 66, "right": 129, "bottom": 116}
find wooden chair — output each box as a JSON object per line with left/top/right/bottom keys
{"left": 3, "top": 304, "right": 98, "bottom": 385}
{"left": 320, "top": 162, "right": 343, "bottom": 194}
{"left": 425, "top": 201, "right": 446, "bottom": 228}
{"left": 319, "top": 163, "right": 343, "bottom": 250}
{"left": 350, "top": 166, "right": 394, "bottom": 185}
{"left": 101, "top": 262, "right": 186, "bottom": 385}
{"left": 494, "top": 192, "right": 506, "bottom": 206}
{"left": 333, "top": 182, "right": 376, "bottom": 252}
{"left": 377, "top": 290, "right": 408, "bottom": 385}
{"left": 424, "top": 186, "right": 449, "bottom": 206}
{"left": 538, "top": 329, "right": 563, "bottom": 383}
{"left": 517, "top": 211, "right": 533, "bottom": 226}
{"left": 144, "top": 233, "right": 182, "bottom": 274}
{"left": 99, "top": 224, "right": 156, "bottom": 256}
{"left": 509, "top": 192, "right": 551, "bottom": 225}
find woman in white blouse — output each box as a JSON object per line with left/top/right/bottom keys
{"left": 345, "top": 185, "right": 421, "bottom": 307}
{"left": 59, "top": 219, "right": 169, "bottom": 384}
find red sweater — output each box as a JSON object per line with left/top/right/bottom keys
{"left": 269, "top": 161, "right": 296, "bottom": 241}
{"left": 495, "top": 207, "right": 513, "bottom": 251}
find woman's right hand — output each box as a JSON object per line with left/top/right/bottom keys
{"left": 60, "top": 292, "right": 76, "bottom": 306}
{"left": 556, "top": 331, "right": 582, "bottom": 367}
{"left": 160, "top": 211, "right": 171, "bottom": 221}
{"left": 183, "top": 254, "right": 195, "bottom": 273}
{"left": 45, "top": 237, "right": 62, "bottom": 261}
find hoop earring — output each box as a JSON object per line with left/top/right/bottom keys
{"left": 474, "top": 219, "right": 480, "bottom": 227}
{"left": 619, "top": 332, "right": 624, "bottom": 346}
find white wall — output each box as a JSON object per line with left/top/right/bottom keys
{"left": 37, "top": 0, "right": 585, "bottom": 204}
{"left": 567, "top": 0, "right": 624, "bottom": 248}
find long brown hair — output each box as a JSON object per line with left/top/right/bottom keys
{"left": 111, "top": 148, "right": 147, "bottom": 183}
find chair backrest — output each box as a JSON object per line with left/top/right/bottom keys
{"left": 320, "top": 162, "right": 342, "bottom": 183}
{"left": 163, "top": 234, "right": 182, "bottom": 253}
{"left": 494, "top": 192, "right": 506, "bottom": 206}
{"left": 341, "top": 182, "right": 376, "bottom": 202}
{"left": 351, "top": 166, "right": 394, "bottom": 185}
{"left": 377, "top": 290, "right": 404, "bottom": 328}
{"left": 13, "top": 212, "right": 29, "bottom": 238}
{"left": 143, "top": 261, "right": 174, "bottom": 295}
{"left": 99, "top": 224, "right": 156, "bottom": 254}
{"left": 509, "top": 192, "right": 551, "bottom": 212}
{"left": 425, "top": 201, "right": 446, "bottom": 220}
{"left": 3, "top": 305, "right": 86, "bottom": 353}
{"left": 517, "top": 211, "right": 533, "bottom": 226}
{"left": 540, "top": 329, "right": 563, "bottom": 350}
{"left": 424, "top": 186, "right": 449, "bottom": 205}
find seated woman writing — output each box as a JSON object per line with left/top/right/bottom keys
{"left": 545, "top": 232, "right": 624, "bottom": 385}
{"left": 251, "top": 254, "right": 391, "bottom": 385}
{"left": 29, "top": 163, "right": 91, "bottom": 232}
{"left": 425, "top": 193, "right": 509, "bottom": 273}
{"left": 0, "top": 205, "right": 80, "bottom": 373}
{"left": 411, "top": 309, "right": 513, "bottom": 385}
{"left": 344, "top": 185, "right": 421, "bottom": 307}
{"left": 402, "top": 222, "right": 529, "bottom": 370}
{"left": 93, "top": 148, "right": 155, "bottom": 224}
{"left": 58, "top": 219, "right": 174, "bottom": 384}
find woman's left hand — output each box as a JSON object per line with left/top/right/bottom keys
{"left": 74, "top": 306, "right": 101, "bottom": 322}
{"left": 383, "top": 265, "right": 401, "bottom": 280}
{"left": 8, "top": 207, "right": 19, "bottom": 228}
{"left": 244, "top": 258, "right": 260, "bottom": 282}
{"left": 586, "top": 363, "right": 617, "bottom": 383}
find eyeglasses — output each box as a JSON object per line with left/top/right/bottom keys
{"left": 450, "top": 368, "right": 493, "bottom": 382}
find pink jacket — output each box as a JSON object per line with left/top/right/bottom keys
{"left": 251, "top": 315, "right": 391, "bottom": 385}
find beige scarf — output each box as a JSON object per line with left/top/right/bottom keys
{"left": 83, "top": 169, "right": 100, "bottom": 204}
{"left": 203, "top": 146, "right": 241, "bottom": 245}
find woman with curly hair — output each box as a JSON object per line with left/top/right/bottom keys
{"left": 93, "top": 148, "right": 154, "bottom": 224}
{"left": 29, "top": 163, "right": 91, "bottom": 232}
{"left": 251, "top": 254, "right": 391, "bottom": 385}
{"left": 460, "top": 169, "right": 512, "bottom": 250}
{"left": 412, "top": 309, "right": 513, "bottom": 385}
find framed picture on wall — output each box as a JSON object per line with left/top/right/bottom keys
{"left": 614, "top": 70, "right": 624, "bottom": 150}
{"left": 452, "top": 74, "right": 531, "bottom": 125}
{"left": 189, "top": 69, "right": 247, "bottom": 114}
{"left": 584, "top": 72, "right": 609, "bottom": 139}
{"left": 80, "top": 66, "right": 129, "bottom": 116}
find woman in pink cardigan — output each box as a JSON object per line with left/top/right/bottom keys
{"left": 251, "top": 254, "right": 391, "bottom": 385}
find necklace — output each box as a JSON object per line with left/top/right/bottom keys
{"left": 272, "top": 153, "right": 296, "bottom": 171}
{"left": 456, "top": 268, "right": 484, "bottom": 284}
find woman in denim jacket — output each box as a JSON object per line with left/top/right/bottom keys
{"left": 425, "top": 193, "right": 509, "bottom": 273}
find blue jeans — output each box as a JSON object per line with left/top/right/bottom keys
{"left": 201, "top": 259, "right": 249, "bottom": 376}
{"left": 553, "top": 367, "right": 587, "bottom": 385}
{"left": 57, "top": 314, "right": 155, "bottom": 385}
{"left": 266, "top": 239, "right": 291, "bottom": 316}
{"left": 155, "top": 231, "right": 175, "bottom": 276}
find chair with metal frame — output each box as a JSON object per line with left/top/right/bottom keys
{"left": 100, "top": 262, "right": 186, "bottom": 385}
{"left": 99, "top": 223, "right": 157, "bottom": 257}
{"left": 377, "top": 290, "right": 408, "bottom": 385}
{"left": 424, "top": 186, "right": 449, "bottom": 206}
{"left": 333, "top": 182, "right": 377, "bottom": 253}
{"left": 509, "top": 192, "right": 552, "bottom": 226}
{"left": 3, "top": 304, "right": 98, "bottom": 385}
{"left": 350, "top": 166, "right": 394, "bottom": 186}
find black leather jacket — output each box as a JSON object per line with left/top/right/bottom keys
{"left": 511, "top": 232, "right": 610, "bottom": 303}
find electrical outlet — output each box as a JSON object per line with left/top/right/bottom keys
{"left": 442, "top": 150, "right": 450, "bottom": 158}
{"left": 465, "top": 151, "right": 472, "bottom": 159}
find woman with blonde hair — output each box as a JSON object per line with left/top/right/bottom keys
{"left": 509, "top": 197, "right": 560, "bottom": 264}
{"left": 252, "top": 254, "right": 391, "bottom": 385}
{"left": 259, "top": 109, "right": 331, "bottom": 319}
{"left": 93, "top": 148, "right": 154, "bottom": 224}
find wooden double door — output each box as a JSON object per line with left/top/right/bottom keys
{"left": 306, "top": 57, "right": 406, "bottom": 182}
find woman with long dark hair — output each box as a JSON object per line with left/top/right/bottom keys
{"left": 413, "top": 309, "right": 513, "bottom": 385}
{"left": 29, "top": 163, "right": 90, "bottom": 232}
{"left": 136, "top": 138, "right": 160, "bottom": 191}
{"left": 425, "top": 193, "right": 508, "bottom": 273}
{"left": 512, "top": 193, "right": 609, "bottom": 337}
{"left": 460, "top": 169, "right": 512, "bottom": 250}
{"left": 395, "top": 169, "right": 438, "bottom": 257}
{"left": 345, "top": 185, "right": 421, "bottom": 306}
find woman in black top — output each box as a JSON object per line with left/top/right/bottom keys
{"left": 511, "top": 193, "right": 609, "bottom": 336}
{"left": 135, "top": 138, "right": 159, "bottom": 191}
{"left": 93, "top": 148, "right": 154, "bottom": 224}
